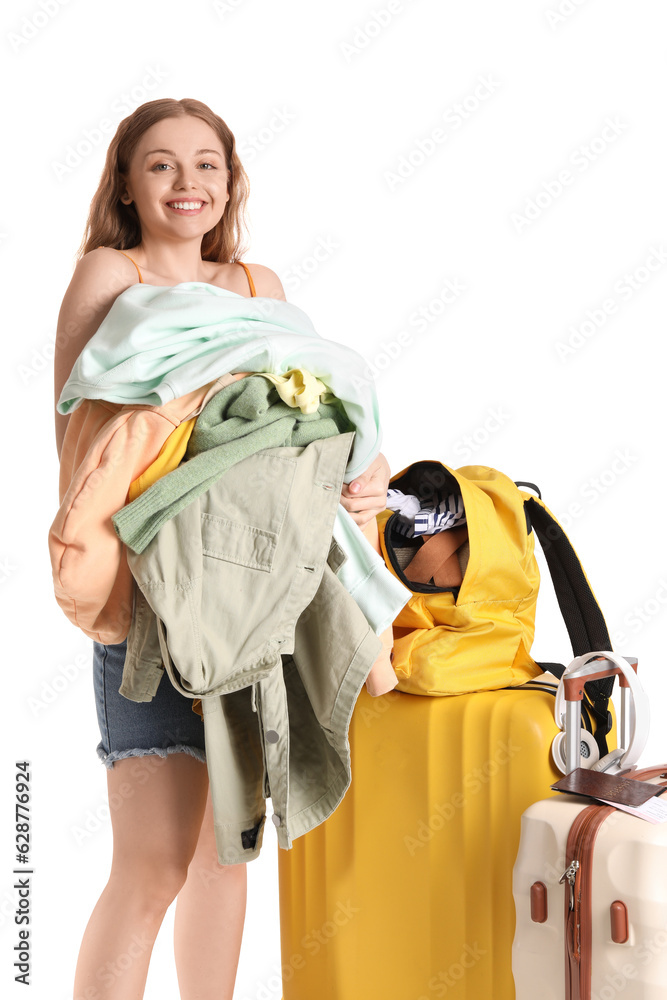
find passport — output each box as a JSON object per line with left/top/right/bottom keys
{"left": 551, "top": 767, "right": 666, "bottom": 808}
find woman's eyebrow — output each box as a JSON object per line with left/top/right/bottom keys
{"left": 143, "top": 148, "right": 223, "bottom": 158}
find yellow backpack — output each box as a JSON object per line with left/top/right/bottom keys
{"left": 378, "top": 460, "right": 614, "bottom": 753}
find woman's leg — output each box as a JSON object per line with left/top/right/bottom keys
{"left": 73, "top": 752, "right": 209, "bottom": 1000}
{"left": 173, "top": 784, "right": 248, "bottom": 1000}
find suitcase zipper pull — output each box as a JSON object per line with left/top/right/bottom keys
{"left": 559, "top": 859, "right": 580, "bottom": 910}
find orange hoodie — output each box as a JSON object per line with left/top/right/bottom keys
{"left": 49, "top": 383, "right": 220, "bottom": 644}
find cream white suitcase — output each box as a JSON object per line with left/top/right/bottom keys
{"left": 512, "top": 653, "right": 667, "bottom": 1000}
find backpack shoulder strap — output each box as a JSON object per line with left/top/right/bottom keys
{"left": 519, "top": 490, "right": 615, "bottom": 755}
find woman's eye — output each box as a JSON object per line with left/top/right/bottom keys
{"left": 151, "top": 163, "right": 171, "bottom": 171}
{"left": 199, "top": 162, "right": 215, "bottom": 169}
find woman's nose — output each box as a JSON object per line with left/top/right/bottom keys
{"left": 174, "top": 171, "right": 198, "bottom": 190}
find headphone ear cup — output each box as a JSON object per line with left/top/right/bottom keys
{"left": 578, "top": 731, "right": 600, "bottom": 769}
{"left": 551, "top": 732, "right": 568, "bottom": 775}
{"left": 551, "top": 729, "right": 600, "bottom": 774}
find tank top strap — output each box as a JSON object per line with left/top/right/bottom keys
{"left": 236, "top": 260, "right": 256, "bottom": 297}
{"left": 99, "top": 246, "right": 144, "bottom": 283}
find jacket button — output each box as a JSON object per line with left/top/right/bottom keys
{"left": 272, "top": 814, "right": 281, "bottom": 827}
{"left": 266, "top": 730, "right": 279, "bottom": 743}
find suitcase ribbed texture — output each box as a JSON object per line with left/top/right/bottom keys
{"left": 278, "top": 684, "right": 565, "bottom": 999}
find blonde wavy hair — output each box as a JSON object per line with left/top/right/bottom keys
{"left": 76, "top": 97, "right": 250, "bottom": 264}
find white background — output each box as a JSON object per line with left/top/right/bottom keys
{"left": 1, "top": 0, "right": 665, "bottom": 997}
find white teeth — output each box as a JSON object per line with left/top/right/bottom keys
{"left": 168, "top": 201, "right": 203, "bottom": 210}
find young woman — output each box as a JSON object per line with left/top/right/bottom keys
{"left": 53, "top": 98, "right": 392, "bottom": 1000}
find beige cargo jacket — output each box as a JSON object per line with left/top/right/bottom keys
{"left": 119, "top": 432, "right": 383, "bottom": 864}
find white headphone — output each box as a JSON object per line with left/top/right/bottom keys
{"left": 551, "top": 651, "right": 650, "bottom": 775}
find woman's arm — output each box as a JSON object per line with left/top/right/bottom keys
{"left": 54, "top": 248, "right": 139, "bottom": 459}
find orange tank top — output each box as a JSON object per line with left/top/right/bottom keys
{"left": 98, "top": 246, "right": 256, "bottom": 296}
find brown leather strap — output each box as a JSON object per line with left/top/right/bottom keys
{"left": 632, "top": 764, "right": 667, "bottom": 781}
{"left": 403, "top": 526, "right": 468, "bottom": 587}
{"left": 565, "top": 803, "right": 615, "bottom": 1000}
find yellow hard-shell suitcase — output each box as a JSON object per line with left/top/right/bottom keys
{"left": 277, "top": 681, "right": 597, "bottom": 1000}
{"left": 277, "top": 462, "right": 616, "bottom": 998}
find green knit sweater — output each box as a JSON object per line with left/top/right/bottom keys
{"left": 111, "top": 375, "right": 354, "bottom": 554}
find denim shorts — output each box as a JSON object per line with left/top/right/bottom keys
{"left": 93, "top": 639, "right": 207, "bottom": 769}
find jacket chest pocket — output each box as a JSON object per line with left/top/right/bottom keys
{"left": 200, "top": 452, "right": 298, "bottom": 573}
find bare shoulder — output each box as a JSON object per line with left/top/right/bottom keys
{"left": 54, "top": 248, "right": 138, "bottom": 423}
{"left": 242, "top": 262, "right": 287, "bottom": 301}
{"left": 56, "top": 247, "right": 139, "bottom": 359}
{"left": 67, "top": 246, "right": 140, "bottom": 298}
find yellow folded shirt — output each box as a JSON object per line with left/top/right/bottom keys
{"left": 254, "top": 368, "right": 332, "bottom": 414}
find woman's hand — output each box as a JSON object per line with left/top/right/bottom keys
{"left": 339, "top": 452, "right": 391, "bottom": 528}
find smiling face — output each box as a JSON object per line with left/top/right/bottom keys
{"left": 120, "top": 115, "right": 231, "bottom": 240}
